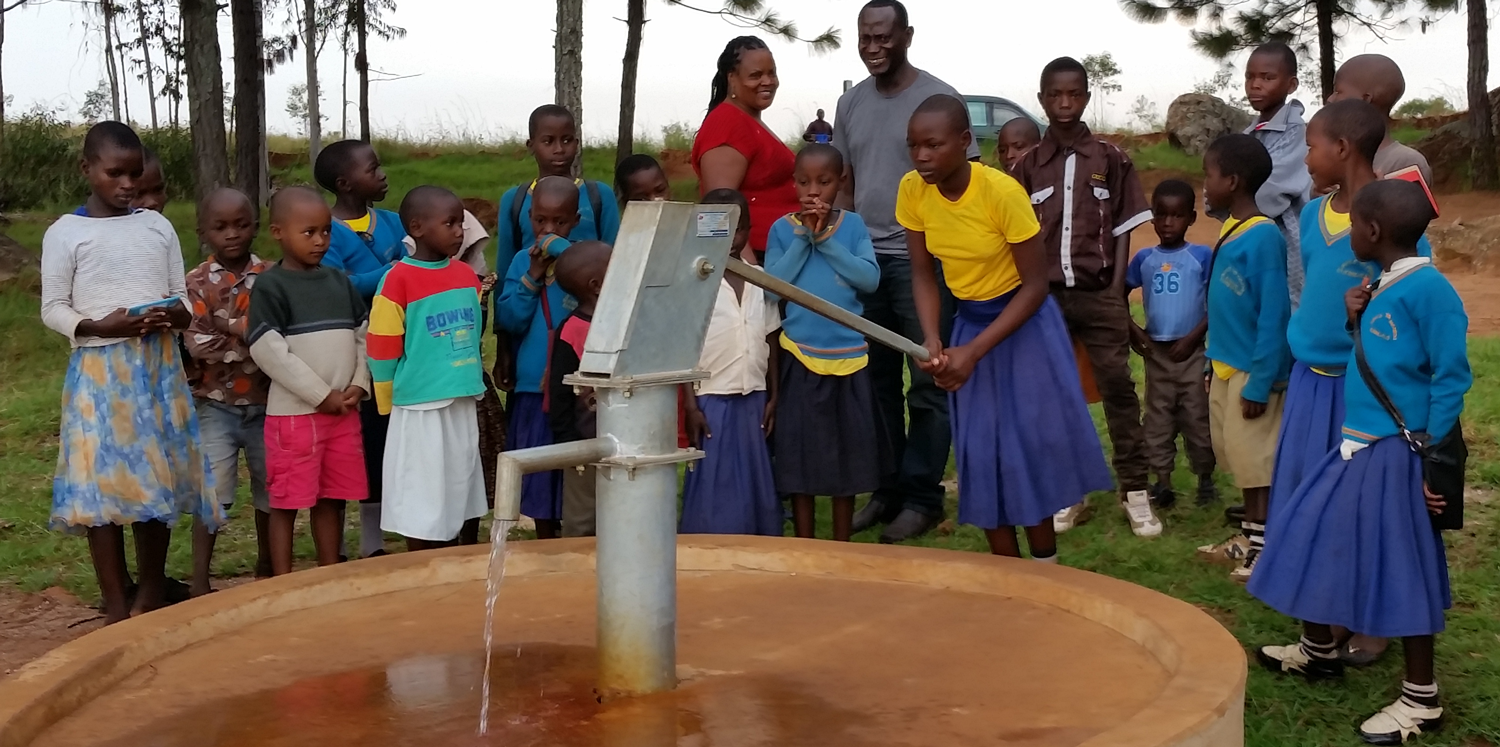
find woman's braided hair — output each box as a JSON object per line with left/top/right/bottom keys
{"left": 709, "top": 36, "right": 769, "bottom": 112}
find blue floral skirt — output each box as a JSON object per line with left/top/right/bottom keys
{"left": 50, "top": 334, "right": 221, "bottom": 534}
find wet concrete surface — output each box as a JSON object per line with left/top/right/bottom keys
{"left": 29, "top": 570, "right": 1170, "bottom": 747}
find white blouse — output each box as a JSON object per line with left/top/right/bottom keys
{"left": 697, "top": 275, "right": 781, "bottom": 396}
{"left": 40, "top": 211, "right": 189, "bottom": 348}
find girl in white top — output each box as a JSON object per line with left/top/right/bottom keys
{"left": 40, "top": 122, "right": 219, "bottom": 624}
{"left": 679, "top": 189, "right": 783, "bottom": 536}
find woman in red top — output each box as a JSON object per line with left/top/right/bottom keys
{"left": 691, "top": 36, "right": 800, "bottom": 256}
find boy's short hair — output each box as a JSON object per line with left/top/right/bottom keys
{"left": 1314, "top": 99, "right": 1386, "bottom": 162}
{"left": 528, "top": 104, "right": 576, "bottom": 138}
{"left": 1000, "top": 116, "right": 1041, "bottom": 141}
{"left": 553, "top": 240, "right": 612, "bottom": 297}
{"left": 1353, "top": 180, "right": 1435, "bottom": 247}
{"left": 614, "top": 153, "right": 662, "bottom": 190}
{"left": 860, "top": 0, "right": 908, "bottom": 28}
{"left": 1040, "top": 56, "right": 1088, "bottom": 92}
{"left": 82, "top": 121, "right": 143, "bottom": 161}
{"left": 313, "top": 139, "right": 370, "bottom": 193}
{"left": 912, "top": 93, "right": 971, "bottom": 134}
{"left": 142, "top": 147, "right": 161, "bottom": 168}
{"left": 268, "top": 185, "right": 326, "bottom": 223}
{"left": 398, "top": 185, "right": 460, "bottom": 231}
{"left": 795, "top": 143, "right": 844, "bottom": 174}
{"left": 1250, "top": 41, "right": 1298, "bottom": 77}
{"left": 702, "top": 187, "right": 750, "bottom": 228}
{"left": 1152, "top": 179, "right": 1197, "bottom": 209}
{"left": 1206, "top": 134, "right": 1273, "bottom": 196}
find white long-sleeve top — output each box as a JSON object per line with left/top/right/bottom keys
{"left": 40, "top": 211, "right": 189, "bottom": 348}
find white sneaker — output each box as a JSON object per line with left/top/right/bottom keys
{"left": 1230, "top": 547, "right": 1260, "bottom": 582}
{"left": 1197, "top": 534, "right": 1249, "bottom": 564}
{"left": 1053, "top": 502, "right": 1089, "bottom": 534}
{"left": 1359, "top": 697, "right": 1444, "bottom": 744}
{"left": 1122, "top": 491, "right": 1162, "bottom": 537}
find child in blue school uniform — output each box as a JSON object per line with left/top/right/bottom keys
{"left": 680, "top": 189, "right": 783, "bottom": 537}
{"left": 764, "top": 144, "right": 890, "bottom": 542}
{"left": 314, "top": 139, "right": 407, "bottom": 560}
{"left": 496, "top": 176, "right": 582, "bottom": 540}
{"left": 899, "top": 95, "right": 1111, "bottom": 561}
{"left": 1250, "top": 180, "right": 1467, "bottom": 746}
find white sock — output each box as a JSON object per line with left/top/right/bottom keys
{"left": 360, "top": 503, "right": 385, "bottom": 557}
{"left": 1032, "top": 555, "right": 1060, "bottom": 564}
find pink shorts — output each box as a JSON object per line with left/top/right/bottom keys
{"left": 265, "top": 412, "right": 369, "bottom": 510}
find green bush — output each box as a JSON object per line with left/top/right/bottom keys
{"left": 0, "top": 113, "right": 196, "bottom": 212}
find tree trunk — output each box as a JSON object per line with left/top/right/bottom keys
{"left": 103, "top": 1, "right": 122, "bottom": 121}
{"left": 1468, "top": 0, "right": 1498, "bottom": 190}
{"left": 114, "top": 11, "right": 132, "bottom": 124}
{"left": 1, "top": 7, "right": 7, "bottom": 150}
{"left": 615, "top": 0, "right": 645, "bottom": 165}
{"left": 555, "top": 0, "right": 583, "bottom": 176}
{"left": 356, "top": 0, "right": 370, "bottom": 142}
{"left": 181, "top": 0, "right": 229, "bottom": 207}
{"left": 303, "top": 0, "right": 322, "bottom": 161}
{"left": 1314, "top": 0, "right": 1336, "bottom": 100}
{"left": 231, "top": 0, "right": 263, "bottom": 204}
{"left": 170, "top": 13, "right": 182, "bottom": 129}
{"left": 135, "top": 0, "right": 158, "bottom": 129}
{"left": 341, "top": 24, "right": 349, "bottom": 137}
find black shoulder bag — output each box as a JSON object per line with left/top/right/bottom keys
{"left": 1351, "top": 298, "right": 1467, "bottom": 531}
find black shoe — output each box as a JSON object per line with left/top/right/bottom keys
{"left": 1196, "top": 477, "right": 1221, "bottom": 507}
{"left": 1224, "top": 503, "right": 1245, "bottom": 525}
{"left": 878, "top": 509, "right": 941, "bottom": 544}
{"left": 1150, "top": 482, "right": 1177, "bottom": 510}
{"left": 852, "top": 498, "right": 901, "bottom": 534}
{"left": 365, "top": 549, "right": 389, "bottom": 559}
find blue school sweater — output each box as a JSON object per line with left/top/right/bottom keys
{"left": 322, "top": 208, "right": 409, "bottom": 302}
{"left": 495, "top": 180, "right": 622, "bottom": 280}
{"left": 495, "top": 234, "right": 575, "bottom": 394}
{"left": 1342, "top": 264, "right": 1470, "bottom": 445}
{"left": 1287, "top": 195, "right": 1433, "bottom": 371}
{"left": 764, "top": 211, "right": 880, "bottom": 366}
{"left": 1206, "top": 219, "right": 1292, "bottom": 403}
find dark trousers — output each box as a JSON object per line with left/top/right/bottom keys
{"left": 1051, "top": 286, "right": 1148, "bottom": 492}
{"left": 861, "top": 254, "right": 953, "bottom": 517}
{"left": 1142, "top": 338, "right": 1215, "bottom": 477}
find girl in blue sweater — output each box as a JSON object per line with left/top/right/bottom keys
{"left": 1250, "top": 181, "right": 1468, "bottom": 745}
{"left": 764, "top": 145, "right": 889, "bottom": 541}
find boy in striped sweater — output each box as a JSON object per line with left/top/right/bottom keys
{"left": 367, "top": 187, "right": 488, "bottom": 550}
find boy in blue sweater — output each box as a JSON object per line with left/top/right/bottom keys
{"left": 495, "top": 176, "right": 581, "bottom": 539}
{"left": 1201, "top": 134, "right": 1292, "bottom": 582}
{"left": 314, "top": 139, "right": 408, "bottom": 561}
{"left": 1241, "top": 42, "right": 1311, "bottom": 308}
{"left": 764, "top": 144, "right": 888, "bottom": 541}
{"left": 1250, "top": 180, "right": 1467, "bottom": 745}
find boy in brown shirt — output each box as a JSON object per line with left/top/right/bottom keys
{"left": 1011, "top": 56, "right": 1158, "bottom": 538}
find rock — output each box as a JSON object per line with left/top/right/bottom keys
{"left": 1416, "top": 120, "right": 1483, "bottom": 193}
{"left": 462, "top": 197, "right": 499, "bottom": 232}
{"left": 40, "top": 587, "right": 81, "bottom": 606}
{"left": 0, "top": 233, "right": 36, "bottom": 287}
{"left": 1430, "top": 215, "right": 1500, "bottom": 275}
{"left": 1165, "top": 94, "right": 1253, "bottom": 156}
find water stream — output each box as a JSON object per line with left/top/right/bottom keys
{"left": 477, "top": 518, "right": 516, "bottom": 735}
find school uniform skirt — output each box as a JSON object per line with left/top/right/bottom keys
{"left": 381, "top": 398, "right": 489, "bottom": 541}
{"left": 681, "top": 392, "right": 783, "bottom": 536}
{"left": 50, "top": 333, "right": 221, "bottom": 534}
{"left": 507, "top": 392, "right": 563, "bottom": 521}
{"left": 772, "top": 354, "right": 891, "bottom": 497}
{"left": 1269, "top": 362, "right": 1346, "bottom": 518}
{"left": 951, "top": 293, "right": 1113, "bottom": 529}
{"left": 1248, "top": 437, "right": 1450, "bottom": 638}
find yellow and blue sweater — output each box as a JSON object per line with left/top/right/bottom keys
{"left": 764, "top": 211, "right": 880, "bottom": 376}
{"left": 1206, "top": 217, "right": 1292, "bottom": 403}
{"left": 496, "top": 235, "right": 575, "bottom": 394}
{"left": 366, "top": 257, "right": 485, "bottom": 414}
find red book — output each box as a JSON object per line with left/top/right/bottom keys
{"left": 1384, "top": 165, "right": 1440, "bottom": 217}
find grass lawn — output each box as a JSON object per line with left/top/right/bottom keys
{"left": 2, "top": 144, "right": 1498, "bottom": 746}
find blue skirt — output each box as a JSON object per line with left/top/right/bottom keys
{"left": 1269, "top": 362, "right": 1345, "bottom": 519}
{"left": 51, "top": 335, "right": 221, "bottom": 534}
{"left": 680, "top": 392, "right": 783, "bottom": 536}
{"left": 1248, "top": 438, "right": 1450, "bottom": 638}
{"left": 951, "top": 293, "right": 1113, "bottom": 529}
{"left": 507, "top": 392, "right": 563, "bottom": 521}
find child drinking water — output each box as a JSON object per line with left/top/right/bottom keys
{"left": 496, "top": 176, "right": 582, "bottom": 539}
{"left": 680, "top": 189, "right": 782, "bottom": 537}
{"left": 547, "top": 241, "right": 614, "bottom": 538}
{"left": 613, "top": 154, "right": 674, "bottom": 207}
{"left": 185, "top": 187, "right": 273, "bottom": 595}
{"left": 41, "top": 121, "right": 219, "bottom": 623}
{"left": 368, "top": 186, "right": 488, "bottom": 550}
{"left": 248, "top": 186, "right": 371, "bottom": 575}
{"left": 1250, "top": 180, "right": 1466, "bottom": 745}
{"left": 899, "top": 95, "right": 1111, "bottom": 561}
{"left": 764, "top": 144, "right": 889, "bottom": 542}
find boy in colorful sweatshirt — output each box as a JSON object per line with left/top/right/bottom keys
{"left": 367, "top": 187, "right": 488, "bottom": 550}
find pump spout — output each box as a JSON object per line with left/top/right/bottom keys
{"left": 493, "top": 438, "right": 617, "bottom": 523}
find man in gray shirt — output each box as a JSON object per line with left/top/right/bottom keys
{"left": 834, "top": 0, "right": 978, "bottom": 543}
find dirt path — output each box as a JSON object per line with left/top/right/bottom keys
{"left": 0, "top": 587, "right": 103, "bottom": 676}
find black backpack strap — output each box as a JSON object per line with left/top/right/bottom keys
{"left": 584, "top": 180, "right": 603, "bottom": 231}
{"left": 1351, "top": 280, "right": 1419, "bottom": 447}
{"left": 509, "top": 183, "right": 531, "bottom": 258}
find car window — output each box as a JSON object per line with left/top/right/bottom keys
{"left": 966, "top": 101, "right": 990, "bottom": 128}
{"left": 992, "top": 103, "right": 1023, "bottom": 129}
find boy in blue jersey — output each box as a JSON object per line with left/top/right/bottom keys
{"left": 1250, "top": 180, "right": 1466, "bottom": 745}
{"left": 1125, "top": 179, "right": 1216, "bottom": 510}
{"left": 1201, "top": 134, "right": 1292, "bottom": 583}
{"left": 495, "top": 176, "right": 582, "bottom": 540}
{"left": 314, "top": 139, "right": 409, "bottom": 561}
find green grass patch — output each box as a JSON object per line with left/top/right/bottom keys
{"left": 1130, "top": 141, "right": 1205, "bottom": 176}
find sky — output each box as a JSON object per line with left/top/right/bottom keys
{"left": 2, "top": 0, "right": 1486, "bottom": 144}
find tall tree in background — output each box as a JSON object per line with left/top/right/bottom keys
{"left": 1423, "top": 0, "right": 1496, "bottom": 188}
{"left": 302, "top": 0, "right": 324, "bottom": 161}
{"left": 614, "top": 0, "right": 840, "bottom": 164}
{"left": 555, "top": 0, "right": 583, "bottom": 174}
{"left": 348, "top": 0, "right": 403, "bottom": 142}
{"left": 232, "top": 0, "right": 266, "bottom": 204}
{"left": 133, "top": 0, "right": 159, "bottom": 129}
{"left": 1, "top": 0, "right": 28, "bottom": 149}
{"left": 111, "top": 4, "right": 132, "bottom": 123}
{"left": 1119, "top": 0, "right": 1420, "bottom": 97}
{"left": 182, "top": 0, "right": 230, "bottom": 204}
{"left": 101, "top": 0, "right": 122, "bottom": 120}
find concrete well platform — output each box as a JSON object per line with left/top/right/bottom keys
{"left": 0, "top": 537, "right": 1245, "bottom": 747}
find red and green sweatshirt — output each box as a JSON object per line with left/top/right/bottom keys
{"left": 367, "top": 257, "right": 485, "bottom": 414}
